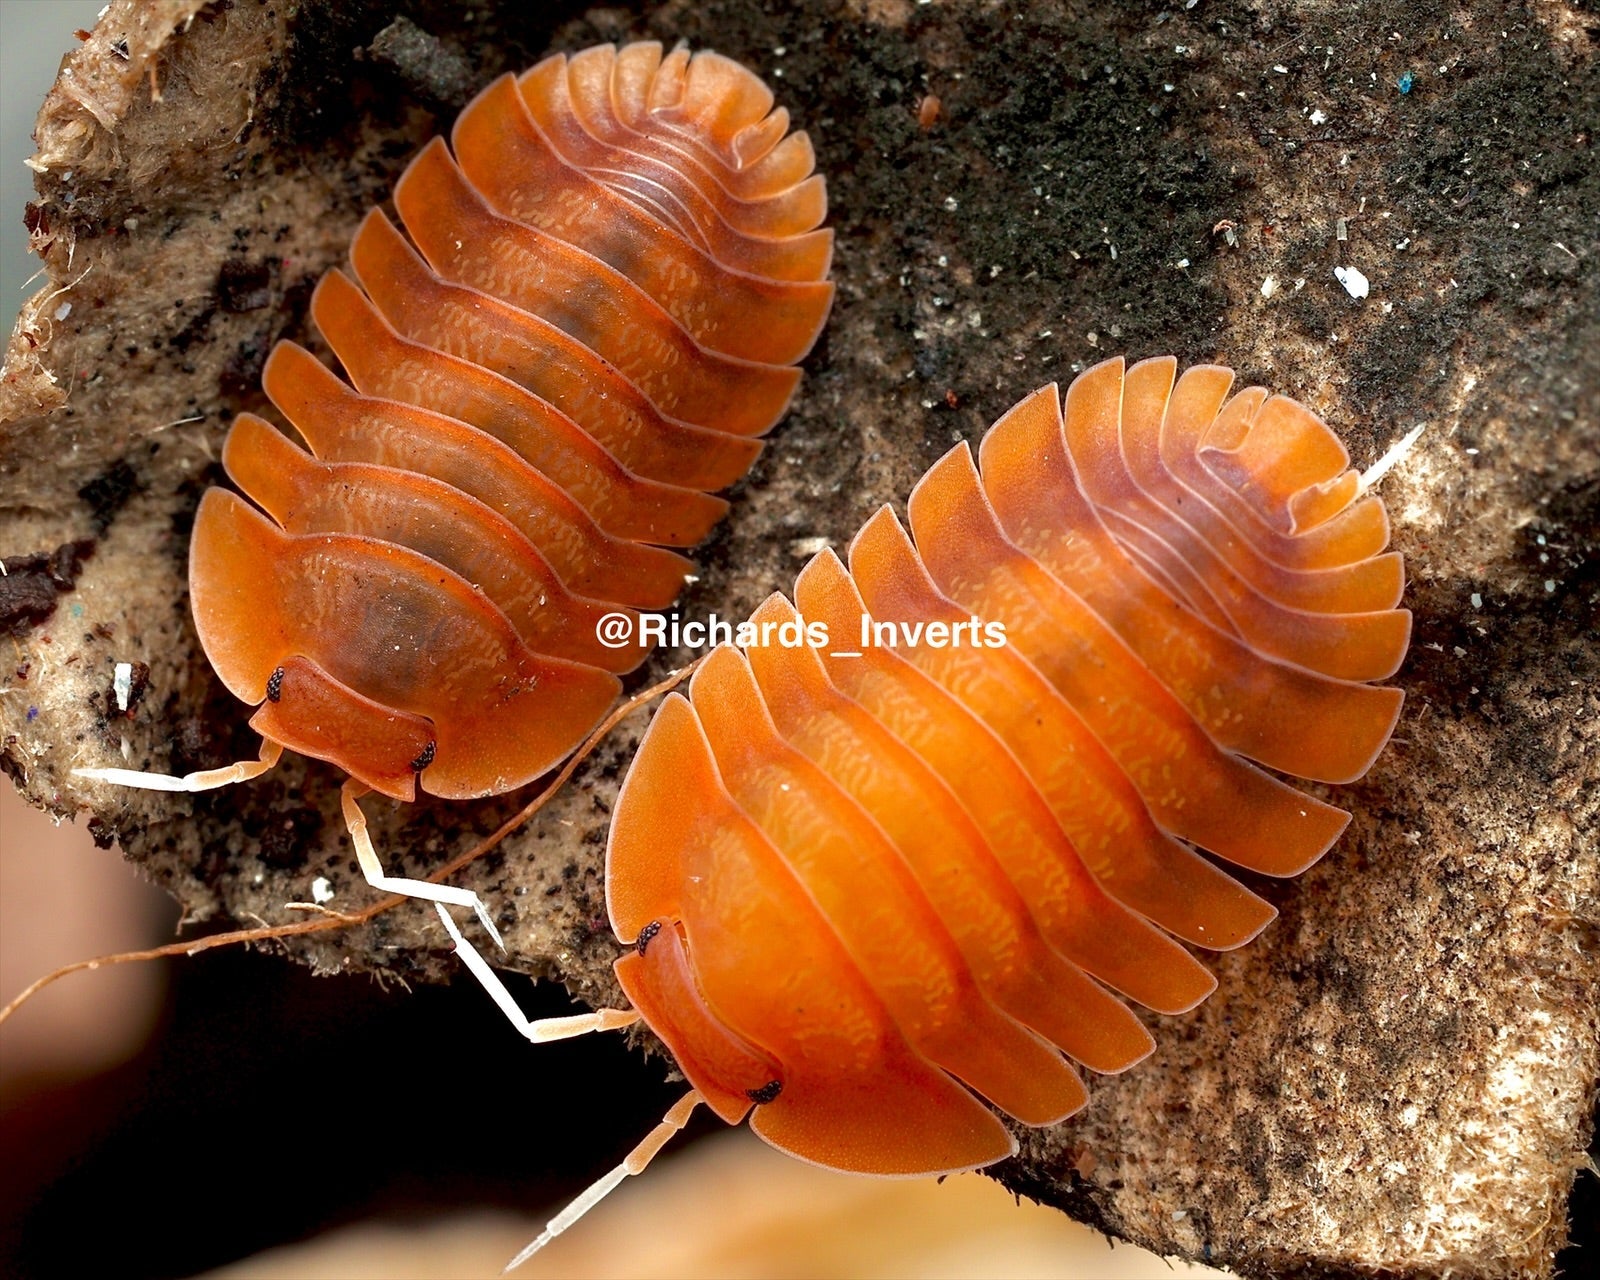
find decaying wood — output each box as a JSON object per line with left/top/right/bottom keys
{"left": 2, "top": 2, "right": 1595, "bottom": 1276}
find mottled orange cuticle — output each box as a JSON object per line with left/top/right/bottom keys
{"left": 606, "top": 357, "right": 1410, "bottom": 1177}
{"left": 190, "top": 42, "right": 833, "bottom": 801}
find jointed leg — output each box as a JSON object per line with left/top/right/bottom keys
{"left": 433, "top": 904, "right": 640, "bottom": 1043}
{"left": 342, "top": 780, "right": 507, "bottom": 952}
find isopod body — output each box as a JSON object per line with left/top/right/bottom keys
{"left": 191, "top": 41, "right": 832, "bottom": 802}
{"left": 606, "top": 357, "right": 1410, "bottom": 1176}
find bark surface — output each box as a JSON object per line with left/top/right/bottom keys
{"left": 2, "top": 3, "right": 1595, "bottom": 1276}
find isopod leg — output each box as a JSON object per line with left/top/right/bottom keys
{"left": 431, "top": 904, "right": 641, "bottom": 1043}
{"left": 73, "top": 738, "right": 284, "bottom": 792}
{"left": 504, "top": 1088, "right": 704, "bottom": 1272}
{"left": 340, "top": 780, "right": 507, "bottom": 952}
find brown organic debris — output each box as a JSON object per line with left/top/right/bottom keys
{"left": 1, "top": 3, "right": 1594, "bottom": 1278}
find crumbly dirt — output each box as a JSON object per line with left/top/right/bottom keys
{"left": 1, "top": 2, "right": 1595, "bottom": 1277}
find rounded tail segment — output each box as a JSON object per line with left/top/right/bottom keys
{"left": 187, "top": 42, "right": 831, "bottom": 797}
{"left": 607, "top": 359, "right": 1409, "bottom": 1177}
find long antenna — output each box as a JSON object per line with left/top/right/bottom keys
{"left": 504, "top": 1089, "right": 704, "bottom": 1273}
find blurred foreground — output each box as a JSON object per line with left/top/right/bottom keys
{"left": 3, "top": 784, "right": 1229, "bottom": 1280}
{"left": 206, "top": 1130, "right": 1233, "bottom": 1280}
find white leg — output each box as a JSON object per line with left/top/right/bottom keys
{"left": 504, "top": 1089, "right": 704, "bottom": 1273}
{"left": 74, "top": 739, "right": 284, "bottom": 791}
{"left": 341, "top": 781, "right": 507, "bottom": 952}
{"left": 433, "top": 905, "right": 640, "bottom": 1043}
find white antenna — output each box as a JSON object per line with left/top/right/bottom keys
{"left": 1360, "top": 422, "right": 1426, "bottom": 491}
{"left": 504, "top": 1089, "right": 704, "bottom": 1273}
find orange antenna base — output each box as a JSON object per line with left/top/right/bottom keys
{"left": 504, "top": 1089, "right": 704, "bottom": 1272}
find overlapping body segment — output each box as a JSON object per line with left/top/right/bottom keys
{"left": 188, "top": 42, "right": 832, "bottom": 800}
{"left": 607, "top": 357, "right": 1409, "bottom": 1178}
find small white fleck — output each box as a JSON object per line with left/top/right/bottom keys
{"left": 1536, "top": 534, "right": 1547, "bottom": 545}
{"left": 312, "top": 876, "right": 335, "bottom": 905}
{"left": 1260, "top": 275, "right": 1279, "bottom": 299}
{"left": 1163, "top": 83, "right": 1175, "bottom": 92}
{"left": 943, "top": 196, "right": 959, "bottom": 212}
{"left": 1544, "top": 579, "right": 1556, "bottom": 593}
{"left": 1453, "top": 646, "right": 1467, "bottom": 658}
{"left": 54, "top": 301, "right": 72, "bottom": 321}
{"left": 773, "top": 45, "right": 786, "bottom": 56}
{"left": 1334, "top": 264, "right": 1370, "bottom": 298}
{"left": 1335, "top": 216, "right": 1348, "bottom": 241}
{"left": 1175, "top": 257, "right": 1190, "bottom": 268}
{"left": 1470, "top": 593, "right": 1482, "bottom": 609}
{"left": 1310, "top": 108, "right": 1328, "bottom": 125}
{"left": 1087, "top": 331, "right": 1099, "bottom": 347}
{"left": 1274, "top": 64, "right": 1289, "bottom": 74}
{"left": 113, "top": 662, "right": 133, "bottom": 712}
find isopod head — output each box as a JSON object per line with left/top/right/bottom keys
{"left": 184, "top": 42, "right": 833, "bottom": 802}
{"left": 604, "top": 356, "right": 1410, "bottom": 1177}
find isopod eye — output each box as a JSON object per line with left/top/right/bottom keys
{"left": 613, "top": 920, "right": 784, "bottom": 1126}
{"left": 606, "top": 358, "right": 1409, "bottom": 1181}
{"left": 246, "top": 654, "right": 436, "bottom": 803}
{"left": 188, "top": 39, "right": 831, "bottom": 806}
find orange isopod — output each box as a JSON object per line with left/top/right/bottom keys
{"left": 75, "top": 41, "right": 832, "bottom": 949}
{"left": 460, "top": 355, "right": 1410, "bottom": 1265}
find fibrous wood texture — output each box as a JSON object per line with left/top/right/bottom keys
{"left": 1, "top": 3, "right": 1595, "bottom": 1278}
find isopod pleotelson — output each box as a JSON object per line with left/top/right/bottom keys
{"left": 468, "top": 356, "right": 1410, "bottom": 1265}
{"left": 75, "top": 43, "right": 830, "bottom": 945}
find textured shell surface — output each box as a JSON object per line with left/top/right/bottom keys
{"left": 190, "top": 41, "right": 833, "bottom": 802}
{"left": 607, "top": 356, "right": 1411, "bottom": 1178}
